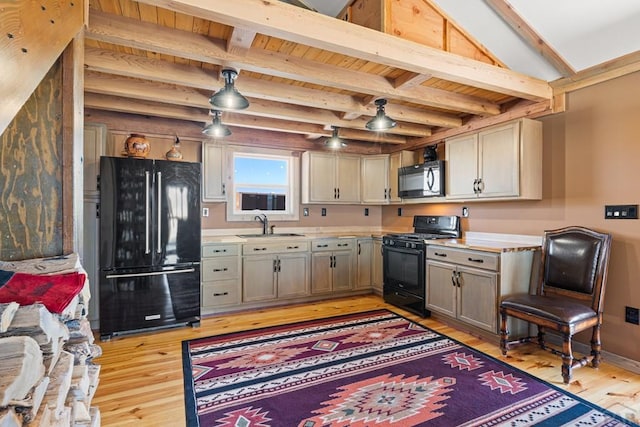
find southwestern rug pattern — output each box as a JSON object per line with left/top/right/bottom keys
{"left": 183, "top": 310, "right": 637, "bottom": 426}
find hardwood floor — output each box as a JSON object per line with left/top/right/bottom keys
{"left": 92, "top": 295, "right": 640, "bottom": 426}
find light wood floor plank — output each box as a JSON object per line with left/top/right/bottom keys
{"left": 92, "top": 295, "right": 640, "bottom": 426}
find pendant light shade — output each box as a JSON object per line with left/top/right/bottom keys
{"left": 325, "top": 126, "right": 347, "bottom": 149}
{"left": 365, "top": 99, "right": 397, "bottom": 131}
{"left": 209, "top": 69, "right": 250, "bottom": 110}
{"left": 202, "top": 110, "right": 232, "bottom": 138}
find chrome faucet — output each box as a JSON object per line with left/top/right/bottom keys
{"left": 255, "top": 214, "right": 269, "bottom": 235}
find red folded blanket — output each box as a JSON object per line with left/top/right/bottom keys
{"left": 0, "top": 270, "right": 86, "bottom": 314}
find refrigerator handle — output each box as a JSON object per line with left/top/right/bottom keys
{"left": 157, "top": 171, "right": 162, "bottom": 254}
{"left": 145, "top": 171, "right": 151, "bottom": 254}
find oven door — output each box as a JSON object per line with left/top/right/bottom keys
{"left": 382, "top": 244, "right": 425, "bottom": 297}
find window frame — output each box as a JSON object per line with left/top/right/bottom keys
{"left": 224, "top": 145, "right": 300, "bottom": 222}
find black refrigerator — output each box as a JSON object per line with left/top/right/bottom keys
{"left": 98, "top": 156, "right": 201, "bottom": 340}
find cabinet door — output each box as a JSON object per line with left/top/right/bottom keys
{"left": 445, "top": 133, "right": 478, "bottom": 199}
{"left": 332, "top": 251, "right": 354, "bottom": 291}
{"left": 202, "top": 144, "right": 226, "bottom": 201}
{"left": 355, "top": 239, "right": 372, "bottom": 289}
{"left": 83, "top": 199, "right": 100, "bottom": 328}
{"left": 311, "top": 252, "right": 333, "bottom": 294}
{"left": 307, "top": 152, "right": 337, "bottom": 202}
{"left": 277, "top": 253, "right": 310, "bottom": 299}
{"left": 242, "top": 255, "right": 277, "bottom": 301}
{"left": 336, "top": 155, "right": 361, "bottom": 202}
{"left": 478, "top": 122, "right": 520, "bottom": 198}
{"left": 372, "top": 239, "right": 383, "bottom": 294}
{"left": 361, "top": 155, "right": 389, "bottom": 203}
{"left": 425, "top": 260, "right": 457, "bottom": 317}
{"left": 83, "top": 124, "right": 106, "bottom": 196}
{"left": 457, "top": 265, "right": 498, "bottom": 332}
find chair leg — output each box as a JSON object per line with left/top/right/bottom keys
{"left": 590, "top": 324, "right": 602, "bottom": 368}
{"left": 537, "top": 326, "right": 546, "bottom": 349}
{"left": 561, "top": 334, "right": 574, "bottom": 384}
{"left": 499, "top": 310, "right": 509, "bottom": 355}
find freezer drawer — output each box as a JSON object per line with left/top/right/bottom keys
{"left": 99, "top": 265, "right": 200, "bottom": 340}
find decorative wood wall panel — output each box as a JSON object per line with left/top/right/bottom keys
{"left": 0, "top": 60, "right": 63, "bottom": 260}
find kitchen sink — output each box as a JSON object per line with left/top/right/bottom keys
{"left": 237, "top": 233, "right": 305, "bottom": 238}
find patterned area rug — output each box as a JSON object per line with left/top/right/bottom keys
{"left": 182, "top": 310, "right": 637, "bottom": 426}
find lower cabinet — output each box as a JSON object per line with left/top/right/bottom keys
{"left": 242, "top": 241, "right": 310, "bottom": 303}
{"left": 201, "top": 243, "right": 242, "bottom": 314}
{"left": 372, "top": 237, "right": 383, "bottom": 295}
{"left": 355, "top": 238, "right": 373, "bottom": 290}
{"left": 426, "top": 245, "right": 535, "bottom": 337}
{"left": 311, "top": 239, "right": 355, "bottom": 294}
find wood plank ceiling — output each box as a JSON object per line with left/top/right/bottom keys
{"left": 84, "top": 0, "right": 554, "bottom": 152}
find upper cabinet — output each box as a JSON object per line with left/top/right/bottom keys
{"left": 302, "top": 152, "right": 361, "bottom": 203}
{"left": 202, "top": 143, "right": 226, "bottom": 202}
{"left": 445, "top": 119, "right": 542, "bottom": 201}
{"left": 361, "top": 155, "right": 390, "bottom": 204}
{"left": 83, "top": 124, "right": 107, "bottom": 196}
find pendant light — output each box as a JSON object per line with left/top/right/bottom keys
{"left": 325, "top": 126, "right": 347, "bottom": 149}
{"left": 365, "top": 99, "right": 397, "bottom": 131}
{"left": 209, "top": 69, "right": 250, "bottom": 110}
{"left": 202, "top": 110, "right": 232, "bottom": 138}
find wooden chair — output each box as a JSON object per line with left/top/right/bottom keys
{"left": 499, "top": 226, "right": 612, "bottom": 384}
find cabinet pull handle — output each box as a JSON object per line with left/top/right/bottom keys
{"left": 337, "top": 188, "right": 340, "bottom": 199}
{"left": 222, "top": 183, "right": 226, "bottom": 195}
{"left": 358, "top": 243, "right": 361, "bottom": 255}
{"left": 477, "top": 178, "right": 484, "bottom": 193}
{"left": 212, "top": 268, "right": 228, "bottom": 272}
{"left": 317, "top": 244, "right": 328, "bottom": 248}
{"left": 468, "top": 257, "right": 484, "bottom": 263}
{"left": 213, "top": 249, "right": 227, "bottom": 253}
{"left": 213, "top": 292, "right": 229, "bottom": 296}
{"left": 287, "top": 245, "right": 299, "bottom": 249}
{"left": 253, "top": 247, "right": 267, "bottom": 251}
{"left": 451, "top": 272, "right": 457, "bottom": 287}
{"left": 334, "top": 188, "right": 338, "bottom": 199}
{"left": 473, "top": 178, "right": 479, "bottom": 194}
{"left": 434, "top": 252, "right": 447, "bottom": 257}
{"left": 337, "top": 243, "right": 348, "bottom": 247}
{"left": 278, "top": 259, "right": 281, "bottom": 272}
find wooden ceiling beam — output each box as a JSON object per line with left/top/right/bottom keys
{"left": 84, "top": 47, "right": 462, "bottom": 128}
{"left": 137, "top": 0, "right": 552, "bottom": 101}
{"left": 485, "top": 0, "right": 575, "bottom": 77}
{"left": 83, "top": 92, "right": 408, "bottom": 144}
{"left": 86, "top": 11, "right": 500, "bottom": 116}
{"left": 83, "top": 71, "right": 425, "bottom": 138}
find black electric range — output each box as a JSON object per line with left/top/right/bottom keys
{"left": 382, "top": 215, "right": 461, "bottom": 317}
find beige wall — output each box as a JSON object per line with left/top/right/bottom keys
{"left": 202, "top": 202, "right": 382, "bottom": 230}
{"left": 383, "top": 71, "right": 640, "bottom": 362}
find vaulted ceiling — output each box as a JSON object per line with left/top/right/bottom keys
{"left": 81, "top": 0, "right": 639, "bottom": 152}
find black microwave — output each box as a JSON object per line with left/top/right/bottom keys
{"left": 398, "top": 160, "right": 445, "bottom": 198}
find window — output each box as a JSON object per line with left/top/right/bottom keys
{"left": 225, "top": 146, "right": 300, "bottom": 221}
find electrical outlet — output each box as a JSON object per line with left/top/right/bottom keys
{"left": 625, "top": 306, "right": 640, "bottom": 325}
{"left": 321, "top": 208, "right": 326, "bottom": 216}
{"left": 462, "top": 206, "right": 469, "bottom": 218}
{"left": 202, "top": 207, "right": 209, "bottom": 217}
{"left": 364, "top": 208, "right": 369, "bottom": 216}
{"left": 303, "top": 207, "right": 309, "bottom": 216}
{"left": 397, "top": 207, "right": 402, "bottom": 216}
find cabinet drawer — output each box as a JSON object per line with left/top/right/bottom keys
{"left": 202, "top": 257, "right": 239, "bottom": 281}
{"left": 311, "top": 239, "right": 355, "bottom": 252}
{"left": 427, "top": 246, "right": 499, "bottom": 270}
{"left": 202, "top": 244, "right": 239, "bottom": 257}
{"left": 201, "top": 280, "right": 241, "bottom": 307}
{"left": 243, "top": 241, "right": 309, "bottom": 255}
